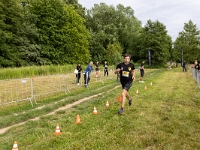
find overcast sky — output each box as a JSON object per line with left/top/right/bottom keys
{"left": 79, "top": 0, "right": 200, "bottom": 42}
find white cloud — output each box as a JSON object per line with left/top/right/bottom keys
{"left": 79, "top": 0, "right": 200, "bottom": 41}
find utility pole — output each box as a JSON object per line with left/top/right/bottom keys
{"left": 148, "top": 50, "right": 151, "bottom": 66}
{"left": 181, "top": 47, "right": 184, "bottom": 67}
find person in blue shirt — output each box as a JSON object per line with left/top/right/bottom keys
{"left": 84, "top": 61, "right": 93, "bottom": 87}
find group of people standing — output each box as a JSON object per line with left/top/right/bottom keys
{"left": 75, "top": 61, "right": 110, "bottom": 87}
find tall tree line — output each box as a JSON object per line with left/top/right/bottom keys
{"left": 0, "top": 0, "right": 90, "bottom": 66}
{"left": 0, "top": 0, "right": 199, "bottom": 67}
{"left": 173, "top": 20, "right": 200, "bottom": 64}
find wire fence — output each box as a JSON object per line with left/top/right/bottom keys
{"left": 0, "top": 70, "right": 117, "bottom": 107}
{"left": 192, "top": 68, "right": 200, "bottom": 97}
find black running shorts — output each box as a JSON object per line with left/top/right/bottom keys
{"left": 121, "top": 81, "right": 132, "bottom": 91}
{"left": 140, "top": 70, "right": 144, "bottom": 77}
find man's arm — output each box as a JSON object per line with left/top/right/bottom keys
{"left": 115, "top": 68, "right": 120, "bottom": 74}
{"left": 132, "top": 69, "right": 135, "bottom": 80}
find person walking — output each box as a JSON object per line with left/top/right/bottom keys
{"left": 115, "top": 54, "right": 135, "bottom": 114}
{"left": 104, "top": 61, "right": 108, "bottom": 77}
{"left": 76, "top": 63, "right": 82, "bottom": 85}
{"left": 139, "top": 60, "right": 145, "bottom": 83}
{"left": 95, "top": 61, "right": 99, "bottom": 78}
{"left": 182, "top": 60, "right": 187, "bottom": 72}
{"left": 83, "top": 61, "right": 93, "bottom": 87}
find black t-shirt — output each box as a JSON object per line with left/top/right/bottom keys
{"left": 182, "top": 62, "right": 186, "bottom": 67}
{"left": 140, "top": 63, "right": 144, "bottom": 71}
{"left": 95, "top": 64, "right": 99, "bottom": 71}
{"left": 76, "top": 66, "right": 82, "bottom": 73}
{"left": 116, "top": 62, "right": 135, "bottom": 82}
{"left": 104, "top": 64, "right": 108, "bottom": 70}
{"left": 195, "top": 64, "right": 198, "bottom": 70}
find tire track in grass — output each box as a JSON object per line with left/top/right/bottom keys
{"left": 0, "top": 69, "right": 161, "bottom": 134}
{"left": 0, "top": 85, "right": 121, "bottom": 134}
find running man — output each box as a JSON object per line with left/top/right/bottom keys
{"left": 115, "top": 54, "right": 135, "bottom": 114}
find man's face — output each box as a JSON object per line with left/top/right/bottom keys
{"left": 124, "top": 57, "right": 130, "bottom": 63}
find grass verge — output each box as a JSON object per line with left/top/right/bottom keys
{"left": 0, "top": 68, "right": 199, "bottom": 149}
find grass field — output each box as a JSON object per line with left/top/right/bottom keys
{"left": 0, "top": 67, "right": 200, "bottom": 150}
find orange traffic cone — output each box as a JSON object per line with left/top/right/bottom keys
{"left": 144, "top": 86, "right": 147, "bottom": 90}
{"left": 12, "top": 141, "right": 18, "bottom": 150}
{"left": 106, "top": 101, "right": 109, "bottom": 107}
{"left": 136, "top": 89, "right": 139, "bottom": 94}
{"left": 93, "top": 106, "right": 98, "bottom": 114}
{"left": 54, "top": 124, "right": 61, "bottom": 135}
{"left": 150, "top": 82, "right": 152, "bottom": 86}
{"left": 75, "top": 114, "right": 81, "bottom": 124}
{"left": 118, "top": 95, "right": 122, "bottom": 102}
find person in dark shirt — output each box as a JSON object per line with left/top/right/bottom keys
{"left": 76, "top": 63, "right": 82, "bottom": 85}
{"left": 115, "top": 54, "right": 135, "bottom": 114}
{"left": 198, "top": 61, "right": 200, "bottom": 72}
{"left": 139, "top": 60, "right": 145, "bottom": 83}
{"left": 95, "top": 61, "right": 99, "bottom": 78}
{"left": 182, "top": 60, "right": 187, "bottom": 72}
{"left": 104, "top": 61, "right": 108, "bottom": 77}
{"left": 83, "top": 62, "right": 93, "bottom": 87}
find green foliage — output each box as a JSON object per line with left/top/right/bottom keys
{"left": 0, "top": 68, "right": 199, "bottom": 149}
{"left": 29, "top": 0, "right": 90, "bottom": 64}
{"left": 0, "top": 0, "right": 25, "bottom": 67}
{"left": 0, "top": 0, "right": 90, "bottom": 67}
{"left": 0, "top": 65, "right": 78, "bottom": 79}
{"left": 63, "top": 0, "right": 86, "bottom": 19}
{"left": 1, "top": 0, "right": 199, "bottom": 68}
{"left": 173, "top": 20, "right": 200, "bottom": 63}
{"left": 106, "top": 43, "right": 123, "bottom": 64}
{"left": 85, "top": 3, "right": 141, "bottom": 63}
{"left": 136, "top": 20, "right": 172, "bottom": 65}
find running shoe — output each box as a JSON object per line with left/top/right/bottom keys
{"left": 118, "top": 107, "right": 123, "bottom": 114}
{"left": 129, "top": 98, "right": 132, "bottom": 106}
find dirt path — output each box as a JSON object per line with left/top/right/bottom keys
{"left": 0, "top": 85, "right": 120, "bottom": 134}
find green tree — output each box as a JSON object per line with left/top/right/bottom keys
{"left": 63, "top": 0, "right": 86, "bottom": 19}
{"left": 20, "top": 0, "right": 42, "bottom": 66}
{"left": 115, "top": 4, "right": 141, "bottom": 56}
{"left": 106, "top": 43, "right": 123, "bottom": 64}
{"left": 137, "top": 20, "right": 172, "bottom": 66}
{"left": 173, "top": 20, "right": 200, "bottom": 63}
{"left": 29, "top": 0, "right": 90, "bottom": 64}
{"left": 85, "top": 3, "right": 141, "bottom": 64}
{"left": 0, "top": 0, "right": 25, "bottom": 67}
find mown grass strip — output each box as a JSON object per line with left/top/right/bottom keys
{"left": 0, "top": 68, "right": 199, "bottom": 149}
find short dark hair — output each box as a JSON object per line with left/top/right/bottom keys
{"left": 124, "top": 54, "right": 131, "bottom": 58}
